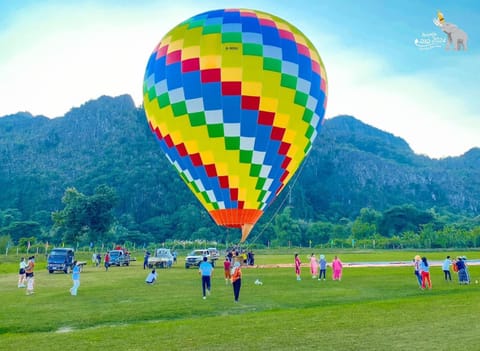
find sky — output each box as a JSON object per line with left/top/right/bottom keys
{"left": 0, "top": 0, "right": 479, "bottom": 159}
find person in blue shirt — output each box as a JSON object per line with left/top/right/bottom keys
{"left": 442, "top": 256, "right": 452, "bottom": 281}
{"left": 199, "top": 256, "right": 214, "bottom": 299}
{"left": 143, "top": 251, "right": 150, "bottom": 270}
{"left": 318, "top": 254, "right": 327, "bottom": 281}
{"left": 70, "top": 261, "right": 81, "bottom": 296}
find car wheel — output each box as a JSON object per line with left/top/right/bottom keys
{"left": 49, "top": 270, "right": 53, "bottom": 274}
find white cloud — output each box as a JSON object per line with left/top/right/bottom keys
{"left": 321, "top": 47, "right": 480, "bottom": 158}
{"left": 0, "top": 2, "right": 196, "bottom": 117}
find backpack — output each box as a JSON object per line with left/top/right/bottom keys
{"left": 452, "top": 262, "right": 458, "bottom": 272}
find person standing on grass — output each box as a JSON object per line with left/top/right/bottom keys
{"left": 420, "top": 256, "right": 432, "bottom": 289}
{"left": 442, "top": 256, "right": 452, "bottom": 281}
{"left": 70, "top": 261, "right": 81, "bottom": 296}
{"left": 413, "top": 255, "right": 422, "bottom": 287}
{"left": 143, "top": 251, "right": 150, "bottom": 270}
{"left": 231, "top": 261, "right": 242, "bottom": 303}
{"left": 310, "top": 253, "right": 318, "bottom": 279}
{"left": 223, "top": 257, "right": 231, "bottom": 285}
{"left": 25, "top": 256, "right": 35, "bottom": 295}
{"left": 294, "top": 253, "right": 301, "bottom": 281}
{"left": 456, "top": 257, "right": 470, "bottom": 284}
{"left": 199, "top": 256, "right": 214, "bottom": 299}
{"left": 331, "top": 256, "right": 343, "bottom": 281}
{"left": 318, "top": 254, "right": 327, "bottom": 281}
{"left": 104, "top": 252, "right": 110, "bottom": 271}
{"left": 18, "top": 257, "right": 27, "bottom": 288}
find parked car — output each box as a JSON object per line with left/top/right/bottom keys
{"left": 185, "top": 249, "right": 218, "bottom": 268}
{"left": 148, "top": 248, "right": 174, "bottom": 268}
{"left": 47, "top": 248, "right": 75, "bottom": 274}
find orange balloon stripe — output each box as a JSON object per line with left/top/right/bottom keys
{"left": 209, "top": 209, "right": 263, "bottom": 228}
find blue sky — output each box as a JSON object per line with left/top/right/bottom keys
{"left": 0, "top": 0, "right": 478, "bottom": 158}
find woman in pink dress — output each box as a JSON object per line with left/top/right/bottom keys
{"left": 309, "top": 253, "right": 318, "bottom": 279}
{"left": 294, "top": 253, "right": 301, "bottom": 281}
{"left": 331, "top": 255, "right": 343, "bottom": 281}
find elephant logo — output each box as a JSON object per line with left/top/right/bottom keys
{"left": 433, "top": 11, "right": 468, "bottom": 51}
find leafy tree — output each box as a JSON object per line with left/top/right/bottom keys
{"left": 140, "top": 216, "right": 172, "bottom": 243}
{"left": 120, "top": 229, "right": 154, "bottom": 246}
{"left": 333, "top": 219, "right": 351, "bottom": 239}
{"left": 171, "top": 204, "right": 217, "bottom": 240}
{"left": 18, "top": 237, "right": 36, "bottom": 250}
{"left": 191, "top": 227, "right": 212, "bottom": 241}
{"left": 0, "top": 221, "right": 41, "bottom": 244}
{"left": 351, "top": 208, "right": 380, "bottom": 240}
{"left": 87, "top": 185, "right": 119, "bottom": 242}
{"left": 469, "top": 227, "right": 480, "bottom": 247}
{"left": 272, "top": 207, "right": 302, "bottom": 246}
{"left": 400, "top": 231, "right": 421, "bottom": 248}
{"left": 52, "top": 185, "right": 118, "bottom": 245}
{"left": 31, "top": 210, "right": 53, "bottom": 228}
{"left": 305, "top": 221, "right": 334, "bottom": 245}
{"left": 0, "top": 235, "right": 12, "bottom": 252}
{"left": 0, "top": 208, "right": 23, "bottom": 227}
{"left": 419, "top": 223, "right": 436, "bottom": 248}
{"left": 378, "top": 205, "right": 434, "bottom": 237}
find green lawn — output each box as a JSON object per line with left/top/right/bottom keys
{"left": 1, "top": 250, "right": 479, "bottom": 350}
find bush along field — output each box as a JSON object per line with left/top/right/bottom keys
{"left": 0, "top": 250, "right": 479, "bottom": 351}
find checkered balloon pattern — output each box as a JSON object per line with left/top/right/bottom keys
{"left": 143, "top": 9, "right": 327, "bottom": 241}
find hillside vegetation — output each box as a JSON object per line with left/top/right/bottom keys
{"left": 1, "top": 95, "right": 479, "bottom": 248}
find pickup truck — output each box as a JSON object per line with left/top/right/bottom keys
{"left": 108, "top": 249, "right": 131, "bottom": 266}
{"left": 185, "top": 248, "right": 219, "bottom": 269}
{"left": 148, "top": 248, "right": 174, "bottom": 268}
{"left": 207, "top": 247, "right": 220, "bottom": 260}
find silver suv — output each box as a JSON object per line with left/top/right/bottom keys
{"left": 185, "top": 249, "right": 217, "bottom": 268}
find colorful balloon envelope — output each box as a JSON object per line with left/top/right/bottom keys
{"left": 143, "top": 9, "right": 328, "bottom": 241}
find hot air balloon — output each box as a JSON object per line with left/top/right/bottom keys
{"left": 143, "top": 9, "right": 327, "bottom": 242}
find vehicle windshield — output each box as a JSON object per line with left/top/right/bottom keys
{"left": 50, "top": 251, "right": 66, "bottom": 256}
{"left": 48, "top": 253, "right": 67, "bottom": 262}
{"left": 156, "top": 249, "right": 171, "bottom": 256}
{"left": 109, "top": 252, "right": 120, "bottom": 258}
{"left": 189, "top": 250, "right": 205, "bottom": 256}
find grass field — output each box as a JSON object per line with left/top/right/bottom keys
{"left": 1, "top": 249, "right": 479, "bottom": 350}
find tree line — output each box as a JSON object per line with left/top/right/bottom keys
{"left": 1, "top": 185, "right": 479, "bottom": 252}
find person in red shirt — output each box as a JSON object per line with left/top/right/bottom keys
{"left": 295, "top": 253, "right": 301, "bottom": 281}
{"left": 104, "top": 252, "right": 110, "bottom": 271}
{"left": 223, "top": 257, "right": 231, "bottom": 285}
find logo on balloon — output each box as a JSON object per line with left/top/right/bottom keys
{"left": 143, "top": 9, "right": 328, "bottom": 242}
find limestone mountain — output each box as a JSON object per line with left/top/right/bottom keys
{"left": 1, "top": 95, "right": 478, "bottom": 235}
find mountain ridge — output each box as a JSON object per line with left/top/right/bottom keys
{"left": 1, "top": 94, "right": 478, "bottom": 231}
